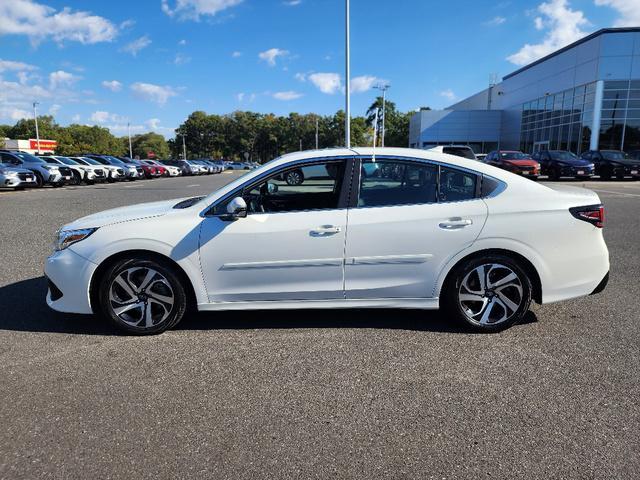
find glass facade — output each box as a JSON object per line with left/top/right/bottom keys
{"left": 520, "top": 82, "right": 596, "bottom": 154}
{"left": 599, "top": 80, "right": 640, "bottom": 153}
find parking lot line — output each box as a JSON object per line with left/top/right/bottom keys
{"left": 589, "top": 188, "right": 640, "bottom": 198}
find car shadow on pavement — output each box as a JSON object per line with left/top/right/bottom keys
{"left": 0, "top": 276, "right": 538, "bottom": 335}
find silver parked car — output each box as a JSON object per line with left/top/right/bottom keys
{"left": 0, "top": 162, "right": 37, "bottom": 190}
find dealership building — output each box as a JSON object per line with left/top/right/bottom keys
{"left": 409, "top": 27, "right": 640, "bottom": 155}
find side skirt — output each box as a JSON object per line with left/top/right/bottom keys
{"left": 197, "top": 297, "right": 440, "bottom": 312}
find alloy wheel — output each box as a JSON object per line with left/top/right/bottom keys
{"left": 458, "top": 263, "right": 524, "bottom": 326}
{"left": 108, "top": 267, "right": 175, "bottom": 328}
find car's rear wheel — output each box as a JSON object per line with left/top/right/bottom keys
{"left": 98, "top": 257, "right": 188, "bottom": 335}
{"left": 285, "top": 169, "right": 304, "bottom": 186}
{"left": 443, "top": 255, "right": 532, "bottom": 332}
{"left": 71, "top": 170, "right": 82, "bottom": 186}
{"left": 33, "top": 171, "right": 44, "bottom": 188}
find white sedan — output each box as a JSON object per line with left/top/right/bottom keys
{"left": 45, "top": 148, "right": 609, "bottom": 334}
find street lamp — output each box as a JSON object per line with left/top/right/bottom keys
{"left": 32, "top": 102, "right": 40, "bottom": 153}
{"left": 374, "top": 84, "right": 390, "bottom": 147}
{"left": 127, "top": 122, "right": 133, "bottom": 158}
{"left": 345, "top": 0, "right": 350, "bottom": 148}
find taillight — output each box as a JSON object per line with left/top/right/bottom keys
{"left": 570, "top": 204, "right": 604, "bottom": 228}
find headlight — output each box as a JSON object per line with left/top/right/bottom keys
{"left": 0, "top": 169, "right": 17, "bottom": 176}
{"left": 54, "top": 228, "right": 97, "bottom": 252}
{"left": 43, "top": 165, "right": 59, "bottom": 171}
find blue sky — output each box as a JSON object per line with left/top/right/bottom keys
{"left": 0, "top": 0, "right": 637, "bottom": 138}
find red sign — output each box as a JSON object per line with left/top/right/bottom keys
{"left": 29, "top": 139, "right": 57, "bottom": 151}
{"left": 147, "top": 151, "right": 156, "bottom": 159}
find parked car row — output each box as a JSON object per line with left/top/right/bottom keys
{"left": 0, "top": 150, "right": 229, "bottom": 190}
{"left": 427, "top": 146, "right": 640, "bottom": 181}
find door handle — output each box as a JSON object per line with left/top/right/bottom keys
{"left": 439, "top": 218, "right": 473, "bottom": 230}
{"left": 310, "top": 225, "right": 342, "bottom": 236}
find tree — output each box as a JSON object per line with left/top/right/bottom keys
{"left": 130, "top": 132, "right": 170, "bottom": 159}
{"left": 365, "top": 97, "right": 413, "bottom": 147}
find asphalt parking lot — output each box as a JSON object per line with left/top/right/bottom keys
{"left": 1, "top": 173, "right": 639, "bottom": 479}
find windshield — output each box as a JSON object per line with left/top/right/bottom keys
{"left": 13, "top": 152, "right": 47, "bottom": 163}
{"left": 602, "top": 151, "right": 630, "bottom": 160}
{"left": 42, "top": 157, "right": 62, "bottom": 164}
{"left": 549, "top": 151, "right": 579, "bottom": 161}
{"left": 78, "top": 157, "right": 102, "bottom": 166}
{"left": 500, "top": 152, "right": 531, "bottom": 160}
{"left": 57, "top": 157, "right": 80, "bottom": 165}
{"left": 443, "top": 147, "right": 476, "bottom": 160}
{"left": 103, "top": 155, "right": 126, "bottom": 165}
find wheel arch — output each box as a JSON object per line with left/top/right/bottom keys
{"left": 89, "top": 249, "right": 198, "bottom": 314}
{"left": 439, "top": 248, "right": 543, "bottom": 305}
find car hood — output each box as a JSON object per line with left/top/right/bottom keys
{"left": 503, "top": 159, "right": 539, "bottom": 167}
{"left": 553, "top": 158, "right": 592, "bottom": 167}
{"left": 64, "top": 198, "right": 191, "bottom": 229}
{"left": 0, "top": 165, "right": 31, "bottom": 174}
{"left": 604, "top": 159, "right": 640, "bottom": 167}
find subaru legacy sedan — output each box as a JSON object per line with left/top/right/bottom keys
{"left": 45, "top": 148, "right": 609, "bottom": 334}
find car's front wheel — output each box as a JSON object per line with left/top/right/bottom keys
{"left": 443, "top": 255, "right": 532, "bottom": 332}
{"left": 98, "top": 257, "right": 188, "bottom": 334}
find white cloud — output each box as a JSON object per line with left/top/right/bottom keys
{"left": 235, "top": 92, "right": 256, "bottom": 102}
{"left": 130, "top": 82, "right": 177, "bottom": 105}
{"left": 120, "top": 19, "right": 135, "bottom": 29}
{"left": 294, "top": 72, "right": 307, "bottom": 82}
{"left": 161, "top": 0, "right": 243, "bottom": 20}
{"left": 146, "top": 118, "right": 161, "bottom": 130}
{"left": 259, "top": 48, "right": 289, "bottom": 66}
{"left": 440, "top": 89, "right": 457, "bottom": 101}
{"left": 71, "top": 114, "right": 81, "bottom": 122}
{"left": 350, "top": 75, "right": 384, "bottom": 94}
{"left": 90, "top": 111, "right": 124, "bottom": 123}
{"left": 49, "top": 70, "right": 80, "bottom": 89}
{"left": 178, "top": 39, "right": 187, "bottom": 46}
{"left": 283, "top": 0, "right": 302, "bottom": 5}
{"left": 308, "top": 72, "right": 342, "bottom": 94}
{"left": 507, "top": 0, "right": 589, "bottom": 66}
{"left": 174, "top": 53, "right": 191, "bottom": 65}
{"left": 231, "top": 51, "right": 242, "bottom": 58}
{"left": 0, "top": 59, "right": 37, "bottom": 73}
{"left": 594, "top": 0, "right": 640, "bottom": 27}
{"left": 484, "top": 16, "right": 507, "bottom": 26}
{"left": 48, "top": 104, "right": 61, "bottom": 115}
{"left": 0, "top": 0, "right": 118, "bottom": 46}
{"left": 0, "top": 107, "right": 31, "bottom": 121}
{"left": 101, "top": 80, "right": 122, "bottom": 92}
{"left": 122, "top": 35, "right": 151, "bottom": 56}
{"left": 273, "top": 91, "right": 303, "bottom": 100}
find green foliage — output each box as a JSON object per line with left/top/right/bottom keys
{"left": 128, "top": 132, "right": 170, "bottom": 159}
{"left": 365, "top": 97, "right": 413, "bottom": 147}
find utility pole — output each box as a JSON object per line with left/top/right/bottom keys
{"left": 33, "top": 102, "right": 40, "bottom": 153}
{"left": 299, "top": 138, "right": 302, "bottom": 151}
{"left": 182, "top": 134, "right": 187, "bottom": 160}
{"left": 315, "top": 117, "right": 319, "bottom": 149}
{"left": 374, "top": 84, "right": 390, "bottom": 147}
{"left": 345, "top": 0, "right": 351, "bottom": 148}
{"left": 127, "top": 122, "right": 133, "bottom": 158}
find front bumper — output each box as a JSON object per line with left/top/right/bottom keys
{"left": 2, "top": 173, "right": 36, "bottom": 187}
{"left": 45, "top": 248, "right": 98, "bottom": 314}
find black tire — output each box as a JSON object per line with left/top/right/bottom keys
{"left": 71, "top": 170, "right": 82, "bottom": 186}
{"left": 33, "top": 171, "right": 44, "bottom": 188}
{"left": 442, "top": 254, "right": 532, "bottom": 332}
{"left": 98, "top": 256, "right": 188, "bottom": 335}
{"left": 549, "top": 167, "right": 560, "bottom": 181}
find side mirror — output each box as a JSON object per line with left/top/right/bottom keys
{"left": 226, "top": 196, "right": 247, "bottom": 220}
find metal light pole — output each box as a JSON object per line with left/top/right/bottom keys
{"left": 127, "top": 122, "right": 133, "bottom": 158}
{"left": 181, "top": 134, "right": 187, "bottom": 160}
{"left": 345, "top": 0, "right": 351, "bottom": 148}
{"left": 315, "top": 117, "right": 319, "bottom": 149}
{"left": 374, "top": 84, "right": 390, "bottom": 147}
{"left": 33, "top": 102, "right": 40, "bottom": 153}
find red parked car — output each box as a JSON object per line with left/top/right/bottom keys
{"left": 483, "top": 150, "right": 540, "bottom": 178}
{"left": 142, "top": 160, "right": 167, "bottom": 177}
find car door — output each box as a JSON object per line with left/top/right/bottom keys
{"left": 344, "top": 158, "right": 488, "bottom": 299}
{"left": 198, "top": 158, "right": 353, "bottom": 302}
